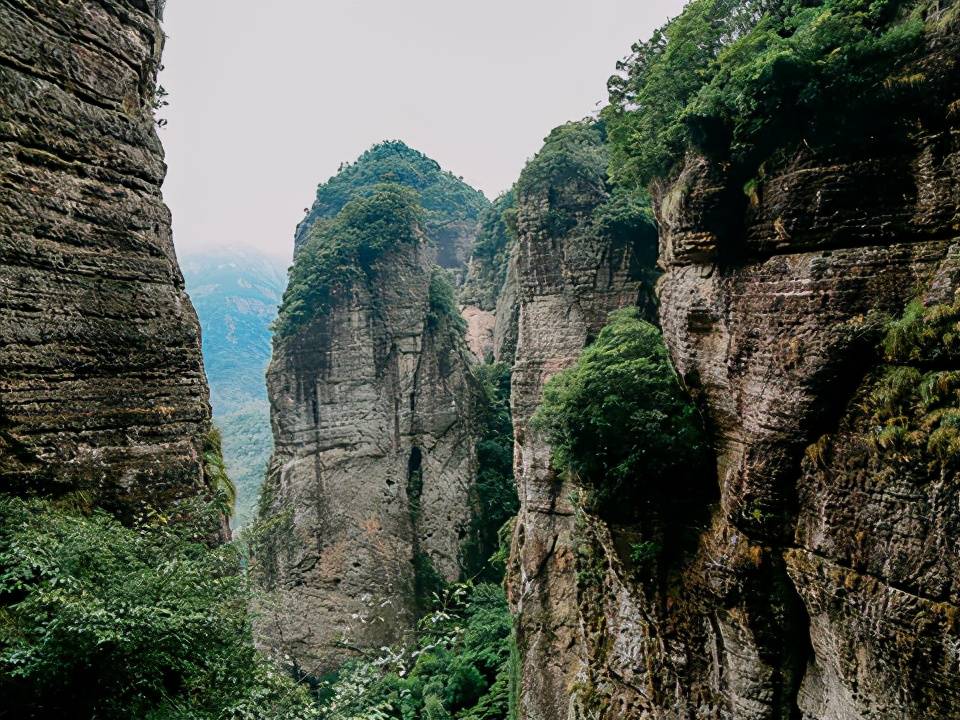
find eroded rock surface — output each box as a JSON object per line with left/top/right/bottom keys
{"left": 0, "top": 0, "right": 213, "bottom": 518}
{"left": 256, "top": 236, "right": 480, "bottom": 674}
{"left": 516, "top": 30, "right": 960, "bottom": 720}
{"left": 505, "top": 142, "right": 656, "bottom": 719}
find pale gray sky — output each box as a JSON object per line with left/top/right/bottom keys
{"left": 159, "top": 0, "right": 687, "bottom": 262}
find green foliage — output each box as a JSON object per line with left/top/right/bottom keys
{"left": 306, "top": 141, "right": 488, "bottom": 231}
{"left": 203, "top": 427, "right": 236, "bottom": 518}
{"left": 605, "top": 0, "right": 934, "bottom": 188}
{"left": 318, "top": 583, "right": 513, "bottom": 720}
{"left": 517, "top": 120, "right": 659, "bottom": 268}
{"left": 462, "top": 363, "right": 519, "bottom": 581}
{"left": 534, "top": 308, "right": 706, "bottom": 506}
{"left": 883, "top": 298, "right": 960, "bottom": 364}
{"left": 427, "top": 268, "right": 468, "bottom": 337}
{"left": 866, "top": 296, "right": 960, "bottom": 468}
{"left": 471, "top": 191, "right": 517, "bottom": 265}
{"left": 517, "top": 122, "right": 608, "bottom": 201}
{"left": 629, "top": 540, "right": 662, "bottom": 567}
{"left": 275, "top": 184, "right": 422, "bottom": 337}
{"left": 0, "top": 497, "right": 317, "bottom": 720}
{"left": 460, "top": 192, "right": 518, "bottom": 311}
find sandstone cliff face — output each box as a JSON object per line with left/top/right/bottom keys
{"left": 511, "top": 29, "right": 960, "bottom": 720}
{"left": 505, "top": 147, "right": 656, "bottom": 719}
{"left": 256, "top": 236, "right": 480, "bottom": 674}
{"left": 0, "top": 0, "right": 213, "bottom": 518}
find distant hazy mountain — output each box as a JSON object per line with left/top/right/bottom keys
{"left": 181, "top": 250, "right": 287, "bottom": 527}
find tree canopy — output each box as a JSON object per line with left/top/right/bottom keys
{"left": 534, "top": 308, "right": 707, "bottom": 504}
{"left": 604, "top": 0, "right": 935, "bottom": 188}
{"left": 304, "top": 141, "right": 488, "bottom": 233}
{"left": 274, "top": 184, "right": 422, "bottom": 337}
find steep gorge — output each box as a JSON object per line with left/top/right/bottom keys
{"left": 3, "top": 2, "right": 960, "bottom": 719}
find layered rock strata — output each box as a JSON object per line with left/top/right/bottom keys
{"left": 0, "top": 0, "right": 213, "bottom": 519}
{"left": 512, "top": 28, "right": 960, "bottom": 720}
{"left": 505, "top": 150, "right": 656, "bottom": 719}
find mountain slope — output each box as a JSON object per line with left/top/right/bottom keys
{"left": 182, "top": 251, "right": 287, "bottom": 526}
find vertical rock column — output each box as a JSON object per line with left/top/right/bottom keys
{"left": 0, "top": 0, "right": 213, "bottom": 517}
{"left": 256, "top": 238, "right": 480, "bottom": 675}
{"left": 507, "top": 176, "right": 652, "bottom": 720}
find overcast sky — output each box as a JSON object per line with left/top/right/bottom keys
{"left": 159, "top": 0, "right": 687, "bottom": 263}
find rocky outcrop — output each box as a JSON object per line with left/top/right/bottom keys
{"left": 256, "top": 216, "right": 481, "bottom": 675}
{"left": 0, "top": 0, "right": 213, "bottom": 519}
{"left": 505, "top": 123, "right": 657, "bottom": 720}
{"left": 492, "top": 244, "right": 521, "bottom": 364}
{"left": 516, "top": 27, "right": 960, "bottom": 720}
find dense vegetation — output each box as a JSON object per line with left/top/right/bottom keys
{"left": 319, "top": 582, "right": 514, "bottom": 720}
{"left": 462, "top": 362, "right": 519, "bottom": 581}
{"left": 517, "top": 120, "right": 658, "bottom": 269}
{"left": 427, "top": 267, "right": 469, "bottom": 337}
{"left": 275, "top": 184, "right": 422, "bottom": 337}
{"left": 303, "top": 141, "right": 488, "bottom": 231}
{"left": 0, "top": 498, "right": 317, "bottom": 720}
{"left": 203, "top": 427, "right": 237, "bottom": 519}
{"left": 865, "top": 297, "right": 960, "bottom": 466}
{"left": 605, "top": 0, "right": 942, "bottom": 189}
{"left": 277, "top": 142, "right": 492, "bottom": 339}
{"left": 534, "top": 308, "right": 707, "bottom": 512}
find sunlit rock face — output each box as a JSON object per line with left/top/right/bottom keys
{"left": 0, "top": 0, "right": 213, "bottom": 519}
{"left": 256, "top": 222, "right": 482, "bottom": 677}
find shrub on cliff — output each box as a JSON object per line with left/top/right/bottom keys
{"left": 866, "top": 296, "right": 960, "bottom": 468}
{"left": 427, "top": 267, "right": 468, "bottom": 337}
{"left": 605, "top": 0, "right": 932, "bottom": 188}
{"left": 0, "top": 497, "right": 318, "bottom": 720}
{"left": 275, "top": 184, "right": 422, "bottom": 337}
{"left": 516, "top": 120, "right": 658, "bottom": 261}
{"left": 534, "top": 308, "right": 706, "bottom": 504}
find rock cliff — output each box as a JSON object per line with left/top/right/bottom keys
{"left": 0, "top": 0, "right": 214, "bottom": 520}
{"left": 503, "top": 121, "right": 659, "bottom": 720}
{"left": 256, "top": 155, "right": 485, "bottom": 675}
{"left": 509, "top": 23, "right": 960, "bottom": 720}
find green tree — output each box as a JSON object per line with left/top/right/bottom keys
{"left": 0, "top": 497, "right": 318, "bottom": 720}
{"left": 605, "top": 0, "right": 932, "bottom": 188}
{"left": 534, "top": 308, "right": 706, "bottom": 507}
{"left": 318, "top": 583, "right": 513, "bottom": 720}
{"left": 275, "top": 184, "right": 422, "bottom": 337}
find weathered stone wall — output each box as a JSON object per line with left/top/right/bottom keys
{"left": 0, "top": 0, "right": 213, "bottom": 518}
{"left": 511, "top": 25, "right": 960, "bottom": 720}
{"left": 506, "top": 177, "right": 654, "bottom": 720}
{"left": 649, "top": 29, "right": 960, "bottom": 719}
{"left": 256, "top": 236, "right": 480, "bottom": 674}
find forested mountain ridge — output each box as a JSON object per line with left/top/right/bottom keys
{"left": 182, "top": 251, "right": 287, "bottom": 526}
